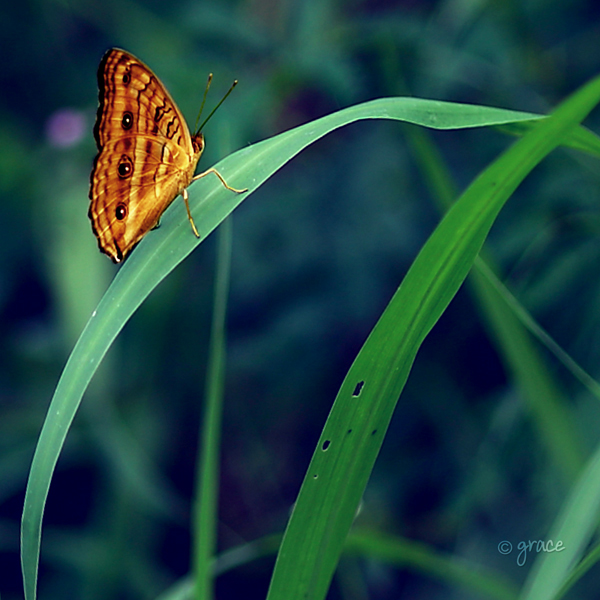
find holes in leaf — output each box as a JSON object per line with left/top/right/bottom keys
{"left": 352, "top": 381, "right": 364, "bottom": 397}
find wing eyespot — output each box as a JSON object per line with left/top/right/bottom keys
{"left": 122, "top": 111, "right": 133, "bottom": 130}
{"left": 115, "top": 203, "right": 128, "bottom": 221}
{"left": 117, "top": 155, "right": 133, "bottom": 178}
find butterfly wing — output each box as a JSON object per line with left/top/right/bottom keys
{"left": 89, "top": 48, "right": 202, "bottom": 262}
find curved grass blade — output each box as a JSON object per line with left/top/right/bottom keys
{"left": 265, "top": 78, "right": 600, "bottom": 600}
{"left": 21, "top": 95, "right": 600, "bottom": 600}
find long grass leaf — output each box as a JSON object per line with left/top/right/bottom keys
{"left": 265, "top": 77, "right": 600, "bottom": 600}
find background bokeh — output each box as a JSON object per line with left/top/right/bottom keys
{"left": 2, "top": 0, "right": 600, "bottom": 598}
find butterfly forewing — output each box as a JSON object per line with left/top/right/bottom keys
{"left": 94, "top": 50, "right": 194, "bottom": 152}
{"left": 89, "top": 48, "right": 202, "bottom": 262}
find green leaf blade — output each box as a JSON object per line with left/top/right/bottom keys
{"left": 265, "top": 76, "right": 600, "bottom": 600}
{"left": 21, "top": 90, "right": 600, "bottom": 600}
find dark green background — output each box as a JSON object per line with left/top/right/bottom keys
{"left": 2, "top": 0, "right": 600, "bottom": 598}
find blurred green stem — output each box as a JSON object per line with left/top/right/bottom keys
{"left": 404, "top": 120, "right": 586, "bottom": 481}
{"left": 192, "top": 217, "right": 232, "bottom": 600}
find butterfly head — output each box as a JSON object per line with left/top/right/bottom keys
{"left": 191, "top": 132, "right": 205, "bottom": 158}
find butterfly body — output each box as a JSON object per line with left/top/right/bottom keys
{"left": 89, "top": 48, "right": 238, "bottom": 263}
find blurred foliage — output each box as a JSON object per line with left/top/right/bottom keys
{"left": 2, "top": 0, "right": 600, "bottom": 599}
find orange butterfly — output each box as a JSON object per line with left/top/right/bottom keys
{"left": 89, "top": 48, "right": 246, "bottom": 263}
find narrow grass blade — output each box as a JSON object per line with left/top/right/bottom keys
{"left": 470, "top": 261, "right": 586, "bottom": 480}
{"left": 406, "top": 120, "right": 586, "bottom": 484}
{"left": 519, "top": 439, "right": 600, "bottom": 600}
{"left": 265, "top": 77, "right": 600, "bottom": 600}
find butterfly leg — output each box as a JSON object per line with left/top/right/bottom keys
{"left": 182, "top": 188, "right": 200, "bottom": 238}
{"left": 192, "top": 168, "right": 248, "bottom": 193}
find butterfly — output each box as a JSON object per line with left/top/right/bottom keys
{"left": 89, "top": 48, "right": 246, "bottom": 263}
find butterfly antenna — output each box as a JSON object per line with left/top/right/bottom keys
{"left": 194, "top": 73, "right": 213, "bottom": 133}
{"left": 195, "top": 79, "right": 238, "bottom": 134}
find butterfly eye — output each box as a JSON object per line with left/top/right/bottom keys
{"left": 122, "top": 69, "right": 131, "bottom": 85}
{"left": 121, "top": 111, "right": 133, "bottom": 130}
{"left": 117, "top": 155, "right": 133, "bottom": 178}
{"left": 115, "top": 204, "right": 127, "bottom": 220}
